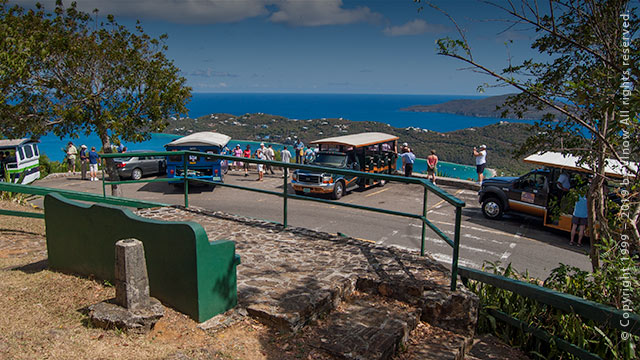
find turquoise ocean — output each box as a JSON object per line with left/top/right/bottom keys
{"left": 38, "top": 93, "right": 527, "bottom": 180}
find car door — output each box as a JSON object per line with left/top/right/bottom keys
{"left": 508, "top": 171, "right": 548, "bottom": 217}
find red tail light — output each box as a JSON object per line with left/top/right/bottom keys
{"left": 116, "top": 163, "right": 126, "bottom": 168}
{"left": 214, "top": 169, "right": 219, "bottom": 174}
{"left": 170, "top": 169, "right": 174, "bottom": 175}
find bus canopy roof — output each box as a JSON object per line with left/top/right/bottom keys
{"left": 524, "top": 151, "right": 638, "bottom": 179}
{"left": 165, "top": 132, "right": 231, "bottom": 148}
{"left": 310, "top": 132, "right": 398, "bottom": 148}
{"left": 0, "top": 138, "right": 38, "bottom": 150}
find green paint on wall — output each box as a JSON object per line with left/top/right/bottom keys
{"left": 44, "top": 193, "right": 240, "bottom": 322}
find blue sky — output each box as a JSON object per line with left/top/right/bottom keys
{"left": 13, "top": 0, "right": 543, "bottom": 95}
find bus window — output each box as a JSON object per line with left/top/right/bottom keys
{"left": 205, "top": 150, "right": 219, "bottom": 161}
{"left": 33, "top": 144, "right": 39, "bottom": 156}
{"left": 24, "top": 145, "right": 34, "bottom": 158}
{"left": 168, "top": 151, "right": 182, "bottom": 162}
{"left": 17, "top": 148, "right": 24, "bottom": 161}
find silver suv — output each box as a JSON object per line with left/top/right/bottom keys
{"left": 114, "top": 151, "right": 166, "bottom": 180}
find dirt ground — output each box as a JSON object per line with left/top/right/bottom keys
{"left": 0, "top": 199, "right": 530, "bottom": 360}
{"left": 0, "top": 199, "right": 341, "bottom": 360}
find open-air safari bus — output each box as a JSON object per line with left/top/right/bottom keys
{"left": 291, "top": 132, "right": 398, "bottom": 199}
{"left": 0, "top": 138, "right": 40, "bottom": 184}
{"left": 164, "top": 131, "right": 231, "bottom": 185}
{"left": 478, "top": 151, "right": 637, "bottom": 232}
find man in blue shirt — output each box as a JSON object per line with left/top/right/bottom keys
{"left": 88, "top": 146, "right": 100, "bottom": 181}
{"left": 400, "top": 148, "right": 416, "bottom": 177}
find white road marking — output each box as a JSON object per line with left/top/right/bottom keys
{"left": 430, "top": 253, "right": 479, "bottom": 268}
{"left": 499, "top": 225, "right": 524, "bottom": 262}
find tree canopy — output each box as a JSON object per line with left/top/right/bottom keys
{"left": 420, "top": 0, "right": 639, "bottom": 267}
{"left": 0, "top": 0, "right": 191, "bottom": 194}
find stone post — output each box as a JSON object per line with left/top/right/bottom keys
{"left": 114, "top": 238, "right": 150, "bottom": 311}
{"left": 88, "top": 238, "right": 163, "bottom": 333}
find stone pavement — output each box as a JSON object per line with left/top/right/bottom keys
{"left": 136, "top": 206, "right": 479, "bottom": 359}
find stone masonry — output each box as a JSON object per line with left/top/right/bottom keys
{"left": 136, "top": 206, "right": 479, "bottom": 359}
{"left": 88, "top": 238, "right": 163, "bottom": 333}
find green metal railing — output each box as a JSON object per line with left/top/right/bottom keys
{"left": 99, "top": 150, "right": 466, "bottom": 290}
{"left": 459, "top": 266, "right": 640, "bottom": 359}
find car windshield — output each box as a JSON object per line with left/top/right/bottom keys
{"left": 311, "top": 153, "right": 347, "bottom": 168}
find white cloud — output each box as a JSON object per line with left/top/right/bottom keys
{"left": 13, "top": 0, "right": 381, "bottom": 26}
{"left": 269, "top": 0, "right": 382, "bottom": 27}
{"left": 383, "top": 19, "right": 446, "bottom": 36}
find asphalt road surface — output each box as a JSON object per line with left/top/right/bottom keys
{"left": 32, "top": 170, "right": 592, "bottom": 279}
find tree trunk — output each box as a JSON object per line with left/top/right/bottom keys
{"left": 97, "top": 132, "right": 122, "bottom": 197}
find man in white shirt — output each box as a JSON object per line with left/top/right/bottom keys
{"left": 265, "top": 144, "right": 276, "bottom": 174}
{"left": 280, "top": 146, "right": 292, "bottom": 178}
{"left": 473, "top": 145, "right": 487, "bottom": 183}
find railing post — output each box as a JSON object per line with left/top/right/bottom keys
{"left": 451, "top": 206, "right": 462, "bottom": 291}
{"left": 283, "top": 164, "right": 288, "bottom": 228}
{"left": 421, "top": 185, "right": 428, "bottom": 256}
{"left": 183, "top": 153, "right": 189, "bottom": 208}
{"left": 101, "top": 158, "right": 106, "bottom": 198}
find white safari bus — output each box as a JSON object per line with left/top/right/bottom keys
{"left": 0, "top": 138, "right": 41, "bottom": 184}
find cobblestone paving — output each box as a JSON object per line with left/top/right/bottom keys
{"left": 136, "top": 206, "right": 478, "bottom": 359}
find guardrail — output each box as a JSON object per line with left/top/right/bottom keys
{"left": 459, "top": 266, "right": 640, "bottom": 359}
{"left": 98, "top": 150, "right": 466, "bottom": 290}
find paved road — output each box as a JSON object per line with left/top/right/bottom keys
{"left": 32, "top": 171, "right": 591, "bottom": 279}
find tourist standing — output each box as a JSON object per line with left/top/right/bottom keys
{"left": 66, "top": 142, "right": 77, "bottom": 173}
{"left": 233, "top": 144, "right": 243, "bottom": 171}
{"left": 427, "top": 149, "right": 439, "bottom": 185}
{"left": 79, "top": 145, "right": 89, "bottom": 180}
{"left": 570, "top": 195, "right": 588, "bottom": 247}
{"left": 304, "top": 147, "right": 316, "bottom": 164}
{"left": 400, "top": 148, "right": 416, "bottom": 177}
{"left": 281, "top": 146, "right": 292, "bottom": 178}
{"left": 294, "top": 139, "right": 304, "bottom": 164}
{"left": 88, "top": 146, "right": 100, "bottom": 181}
{"left": 256, "top": 149, "right": 266, "bottom": 181}
{"left": 243, "top": 145, "right": 251, "bottom": 177}
{"left": 265, "top": 144, "right": 276, "bottom": 174}
{"left": 473, "top": 145, "right": 487, "bottom": 184}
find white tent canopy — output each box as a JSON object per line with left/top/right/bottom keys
{"left": 524, "top": 151, "right": 638, "bottom": 179}
{"left": 165, "top": 132, "right": 231, "bottom": 148}
{"left": 310, "top": 132, "right": 398, "bottom": 148}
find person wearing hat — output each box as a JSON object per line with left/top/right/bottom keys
{"left": 473, "top": 145, "right": 487, "bottom": 183}
{"left": 79, "top": 145, "right": 89, "bottom": 180}
{"left": 65, "top": 141, "right": 77, "bottom": 173}
{"left": 255, "top": 148, "right": 266, "bottom": 181}
{"left": 232, "top": 144, "right": 243, "bottom": 171}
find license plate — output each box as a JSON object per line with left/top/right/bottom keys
{"left": 303, "top": 188, "right": 311, "bottom": 193}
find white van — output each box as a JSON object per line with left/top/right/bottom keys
{"left": 0, "top": 138, "right": 41, "bottom": 184}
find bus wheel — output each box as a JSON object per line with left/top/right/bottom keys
{"left": 378, "top": 179, "right": 386, "bottom": 187}
{"left": 331, "top": 181, "right": 344, "bottom": 200}
{"left": 132, "top": 168, "right": 143, "bottom": 180}
{"left": 482, "top": 197, "right": 504, "bottom": 219}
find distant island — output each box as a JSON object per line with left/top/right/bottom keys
{"left": 166, "top": 112, "right": 536, "bottom": 175}
{"left": 401, "top": 94, "right": 566, "bottom": 121}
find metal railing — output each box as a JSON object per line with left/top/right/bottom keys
{"left": 99, "top": 150, "right": 466, "bottom": 290}
{"left": 459, "top": 266, "right": 640, "bottom": 359}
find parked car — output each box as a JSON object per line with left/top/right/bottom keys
{"left": 291, "top": 132, "right": 398, "bottom": 199}
{"left": 478, "top": 151, "right": 636, "bottom": 232}
{"left": 114, "top": 150, "right": 166, "bottom": 180}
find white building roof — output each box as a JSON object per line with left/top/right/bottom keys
{"left": 311, "top": 132, "right": 398, "bottom": 148}
{"left": 165, "top": 132, "right": 231, "bottom": 148}
{"left": 0, "top": 138, "right": 38, "bottom": 149}
{"left": 524, "top": 151, "right": 638, "bottom": 179}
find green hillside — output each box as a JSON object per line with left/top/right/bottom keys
{"left": 165, "top": 113, "right": 535, "bottom": 176}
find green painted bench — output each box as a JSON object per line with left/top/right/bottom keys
{"left": 44, "top": 193, "right": 240, "bottom": 322}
